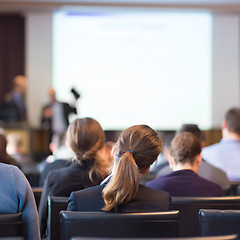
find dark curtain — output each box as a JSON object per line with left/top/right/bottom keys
{"left": 0, "top": 14, "right": 25, "bottom": 104}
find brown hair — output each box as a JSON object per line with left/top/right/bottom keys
{"left": 102, "top": 125, "right": 162, "bottom": 211}
{"left": 225, "top": 108, "right": 240, "bottom": 135}
{"left": 66, "top": 117, "right": 107, "bottom": 182}
{"left": 170, "top": 132, "right": 201, "bottom": 165}
{"left": 0, "top": 133, "right": 13, "bottom": 165}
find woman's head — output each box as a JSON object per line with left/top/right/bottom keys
{"left": 170, "top": 132, "right": 201, "bottom": 166}
{"left": 66, "top": 117, "right": 105, "bottom": 162}
{"left": 114, "top": 125, "right": 162, "bottom": 173}
{"left": 103, "top": 125, "right": 162, "bottom": 211}
{"left": 66, "top": 118, "right": 107, "bottom": 181}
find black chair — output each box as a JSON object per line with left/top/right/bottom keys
{"left": 0, "top": 238, "right": 24, "bottom": 240}
{"left": 60, "top": 210, "right": 179, "bottom": 240}
{"left": 72, "top": 235, "right": 238, "bottom": 240}
{"left": 32, "top": 187, "right": 43, "bottom": 209}
{"left": 48, "top": 196, "right": 68, "bottom": 240}
{"left": 172, "top": 196, "right": 240, "bottom": 237}
{"left": 0, "top": 213, "right": 22, "bottom": 237}
{"left": 199, "top": 209, "right": 240, "bottom": 239}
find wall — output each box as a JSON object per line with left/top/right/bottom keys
{"left": 25, "top": 12, "right": 53, "bottom": 127}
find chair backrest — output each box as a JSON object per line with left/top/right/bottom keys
{"left": 199, "top": 209, "right": 240, "bottom": 238}
{"left": 60, "top": 210, "right": 179, "bottom": 240}
{"left": 32, "top": 187, "right": 43, "bottom": 209}
{"left": 48, "top": 196, "right": 68, "bottom": 240}
{"left": 71, "top": 235, "right": 238, "bottom": 240}
{"left": 0, "top": 213, "right": 22, "bottom": 237}
{"left": 172, "top": 196, "right": 240, "bottom": 237}
{"left": 0, "top": 237, "right": 24, "bottom": 240}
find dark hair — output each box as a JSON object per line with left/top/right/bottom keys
{"left": 66, "top": 117, "right": 107, "bottom": 182}
{"left": 225, "top": 108, "right": 240, "bottom": 135}
{"left": 170, "top": 132, "right": 201, "bottom": 165}
{"left": 177, "top": 124, "right": 204, "bottom": 143}
{"left": 0, "top": 133, "right": 13, "bottom": 164}
{"left": 102, "top": 125, "right": 162, "bottom": 211}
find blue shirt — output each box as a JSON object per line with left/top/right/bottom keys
{"left": 202, "top": 139, "right": 240, "bottom": 181}
{"left": 0, "top": 163, "right": 40, "bottom": 240}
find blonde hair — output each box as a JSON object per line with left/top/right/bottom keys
{"left": 103, "top": 125, "right": 162, "bottom": 211}
{"left": 66, "top": 118, "right": 107, "bottom": 182}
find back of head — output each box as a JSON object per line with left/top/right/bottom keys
{"left": 225, "top": 107, "right": 240, "bottom": 135}
{"left": 177, "top": 124, "right": 204, "bottom": 143}
{"left": 103, "top": 125, "right": 162, "bottom": 211}
{"left": 66, "top": 118, "right": 106, "bottom": 180}
{"left": 171, "top": 132, "right": 201, "bottom": 165}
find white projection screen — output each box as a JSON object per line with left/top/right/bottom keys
{"left": 53, "top": 7, "right": 212, "bottom": 130}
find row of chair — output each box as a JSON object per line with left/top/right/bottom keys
{"left": 47, "top": 195, "right": 240, "bottom": 240}
{"left": 1, "top": 210, "right": 240, "bottom": 240}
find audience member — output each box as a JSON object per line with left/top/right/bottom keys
{"left": 178, "top": 124, "right": 230, "bottom": 190}
{"left": 0, "top": 131, "right": 21, "bottom": 169}
{"left": 39, "top": 117, "right": 109, "bottom": 239}
{"left": 67, "top": 125, "right": 171, "bottom": 212}
{"left": 6, "top": 132, "right": 32, "bottom": 167}
{"left": 202, "top": 107, "right": 240, "bottom": 181}
{"left": 0, "top": 162, "right": 40, "bottom": 240}
{"left": 0, "top": 75, "right": 27, "bottom": 122}
{"left": 41, "top": 87, "right": 77, "bottom": 141}
{"left": 146, "top": 132, "right": 224, "bottom": 196}
{"left": 150, "top": 132, "right": 174, "bottom": 176}
{"left": 151, "top": 125, "right": 230, "bottom": 191}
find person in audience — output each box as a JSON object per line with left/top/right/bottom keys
{"left": 150, "top": 132, "right": 175, "bottom": 176}
{"left": 0, "top": 75, "right": 27, "bottom": 122}
{"left": 202, "top": 107, "right": 240, "bottom": 181}
{"left": 41, "top": 87, "right": 77, "bottom": 142}
{"left": 67, "top": 125, "right": 171, "bottom": 212}
{"left": 151, "top": 124, "right": 230, "bottom": 191}
{"left": 6, "top": 132, "right": 32, "bottom": 167}
{"left": 0, "top": 162, "right": 40, "bottom": 240}
{"left": 146, "top": 132, "right": 224, "bottom": 196}
{"left": 0, "top": 131, "right": 21, "bottom": 169}
{"left": 39, "top": 117, "right": 109, "bottom": 239}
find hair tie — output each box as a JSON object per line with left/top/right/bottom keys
{"left": 127, "top": 149, "right": 134, "bottom": 155}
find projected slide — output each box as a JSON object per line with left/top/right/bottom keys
{"left": 53, "top": 8, "right": 211, "bottom": 130}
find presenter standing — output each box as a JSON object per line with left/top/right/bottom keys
{"left": 41, "top": 87, "right": 77, "bottom": 142}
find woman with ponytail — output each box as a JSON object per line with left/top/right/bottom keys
{"left": 39, "top": 118, "right": 109, "bottom": 239}
{"left": 67, "top": 125, "right": 171, "bottom": 213}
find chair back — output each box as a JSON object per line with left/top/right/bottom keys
{"left": 60, "top": 210, "right": 179, "bottom": 240}
{"left": 71, "top": 235, "right": 238, "bottom": 240}
{"left": 199, "top": 209, "right": 240, "bottom": 238}
{"left": 48, "top": 196, "right": 68, "bottom": 240}
{"left": 0, "top": 213, "right": 22, "bottom": 237}
{"left": 172, "top": 196, "right": 240, "bottom": 237}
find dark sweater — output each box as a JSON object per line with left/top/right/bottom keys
{"left": 146, "top": 169, "right": 224, "bottom": 197}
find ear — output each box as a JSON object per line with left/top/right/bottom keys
{"left": 222, "top": 119, "right": 227, "bottom": 130}
{"left": 111, "top": 146, "right": 116, "bottom": 158}
{"left": 196, "top": 153, "right": 202, "bottom": 166}
{"left": 168, "top": 155, "right": 175, "bottom": 169}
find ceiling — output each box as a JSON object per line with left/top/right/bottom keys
{"left": 1, "top": 0, "right": 240, "bottom": 13}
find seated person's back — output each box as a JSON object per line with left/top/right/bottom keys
{"left": 0, "top": 162, "right": 40, "bottom": 240}
{"left": 67, "top": 125, "right": 171, "bottom": 213}
{"left": 39, "top": 118, "right": 110, "bottom": 239}
{"left": 146, "top": 132, "right": 224, "bottom": 197}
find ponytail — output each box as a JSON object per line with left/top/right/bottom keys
{"left": 102, "top": 152, "right": 140, "bottom": 211}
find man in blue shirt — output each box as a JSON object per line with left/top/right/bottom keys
{"left": 202, "top": 107, "right": 240, "bottom": 181}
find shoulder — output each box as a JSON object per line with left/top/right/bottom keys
{"left": 146, "top": 174, "right": 169, "bottom": 189}
{"left": 67, "top": 184, "right": 104, "bottom": 211}
{"left": 139, "top": 184, "right": 170, "bottom": 199}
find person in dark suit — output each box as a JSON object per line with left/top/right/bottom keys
{"left": 41, "top": 87, "right": 77, "bottom": 141}
{"left": 67, "top": 125, "right": 171, "bottom": 213}
{"left": 146, "top": 132, "right": 224, "bottom": 197}
{"left": 39, "top": 118, "right": 110, "bottom": 239}
{"left": 0, "top": 75, "right": 27, "bottom": 122}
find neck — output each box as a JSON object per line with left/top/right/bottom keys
{"left": 222, "top": 128, "right": 240, "bottom": 140}
{"left": 173, "top": 162, "right": 198, "bottom": 174}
